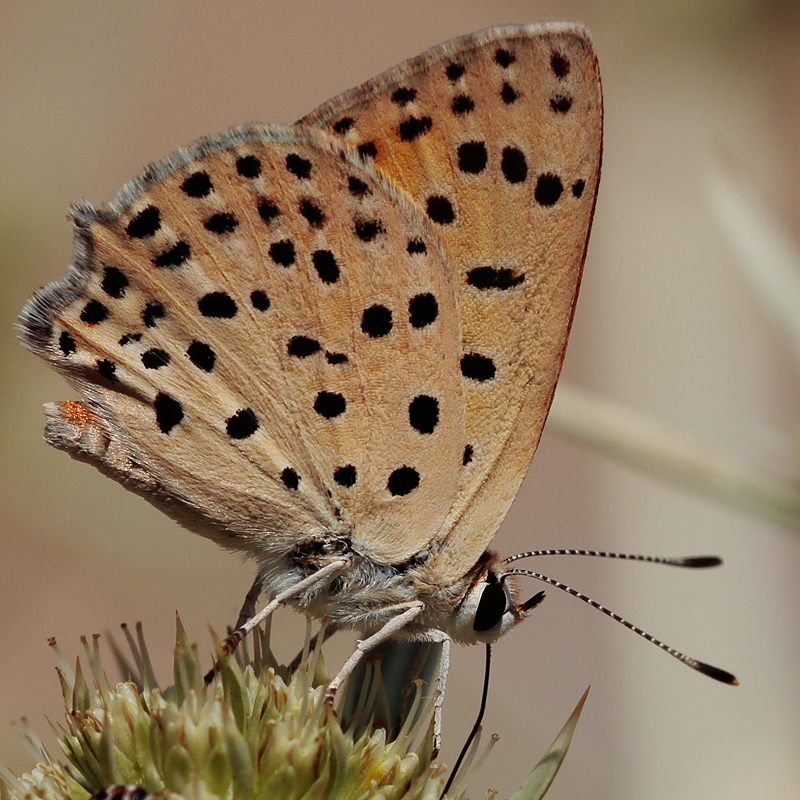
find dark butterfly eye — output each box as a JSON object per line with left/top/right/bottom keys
{"left": 473, "top": 577, "right": 508, "bottom": 631}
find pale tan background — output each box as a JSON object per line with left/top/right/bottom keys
{"left": 2, "top": 1, "right": 799, "bottom": 798}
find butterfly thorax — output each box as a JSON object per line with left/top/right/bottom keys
{"left": 258, "top": 540, "right": 526, "bottom": 644}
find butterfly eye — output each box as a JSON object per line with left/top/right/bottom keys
{"left": 472, "top": 577, "right": 508, "bottom": 632}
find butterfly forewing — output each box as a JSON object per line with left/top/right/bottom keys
{"left": 19, "top": 125, "right": 466, "bottom": 564}
{"left": 300, "top": 22, "right": 602, "bottom": 579}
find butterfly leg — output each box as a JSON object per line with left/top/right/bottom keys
{"left": 233, "top": 574, "right": 265, "bottom": 630}
{"left": 220, "top": 558, "right": 350, "bottom": 658}
{"left": 424, "top": 629, "right": 451, "bottom": 758}
{"left": 324, "top": 602, "right": 425, "bottom": 706}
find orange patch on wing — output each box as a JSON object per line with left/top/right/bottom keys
{"left": 59, "top": 400, "right": 94, "bottom": 426}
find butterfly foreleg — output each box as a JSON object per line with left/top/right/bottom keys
{"left": 324, "top": 602, "right": 426, "bottom": 705}
{"left": 219, "top": 558, "right": 350, "bottom": 659}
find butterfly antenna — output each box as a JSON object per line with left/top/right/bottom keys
{"left": 505, "top": 549, "right": 722, "bottom": 568}
{"left": 507, "top": 567, "right": 738, "bottom": 685}
{"left": 440, "top": 643, "right": 492, "bottom": 800}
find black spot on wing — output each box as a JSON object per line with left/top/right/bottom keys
{"left": 354, "top": 219, "right": 385, "bottom": 242}
{"left": 286, "top": 153, "right": 312, "bottom": 179}
{"left": 182, "top": 171, "right": 213, "bottom": 197}
{"left": 467, "top": 266, "right": 524, "bottom": 290}
{"left": 281, "top": 468, "right": 300, "bottom": 489}
{"left": 500, "top": 82, "right": 519, "bottom": 104}
{"left": 361, "top": 305, "right": 392, "bottom": 337}
{"left": 227, "top": 408, "right": 259, "bottom": 439}
{"left": 126, "top": 206, "right": 160, "bottom": 239}
{"left": 446, "top": 63, "right": 465, "bottom": 81}
{"left": 461, "top": 353, "right": 496, "bottom": 382}
{"left": 198, "top": 292, "right": 237, "bottom": 318}
{"left": 408, "top": 293, "right": 437, "bottom": 328}
{"left": 357, "top": 141, "right": 377, "bottom": 160}
{"left": 299, "top": 198, "right": 325, "bottom": 228}
{"left": 187, "top": 341, "right": 215, "bottom": 371}
{"left": 58, "top": 331, "right": 75, "bottom": 355}
{"left": 142, "top": 302, "right": 164, "bottom": 328}
{"left": 258, "top": 199, "right": 280, "bottom": 223}
{"left": 141, "top": 348, "right": 170, "bottom": 369}
{"left": 288, "top": 336, "right": 321, "bottom": 358}
{"left": 535, "top": 174, "right": 564, "bottom": 206}
{"left": 391, "top": 87, "right": 417, "bottom": 105}
{"left": 97, "top": 359, "right": 116, "bottom": 382}
{"left": 409, "top": 395, "right": 439, "bottom": 434}
{"left": 451, "top": 94, "right": 474, "bottom": 115}
{"left": 314, "top": 391, "right": 346, "bottom": 418}
{"left": 348, "top": 176, "right": 369, "bottom": 196}
{"left": 501, "top": 147, "right": 527, "bottom": 184}
{"left": 333, "top": 117, "right": 354, "bottom": 135}
{"left": 153, "top": 241, "right": 190, "bottom": 269}
{"left": 203, "top": 212, "right": 238, "bottom": 235}
{"left": 551, "top": 52, "right": 570, "bottom": 78}
{"left": 101, "top": 267, "right": 128, "bottom": 298}
{"left": 251, "top": 290, "right": 270, "bottom": 311}
{"left": 388, "top": 467, "right": 419, "bottom": 496}
{"left": 458, "top": 142, "right": 487, "bottom": 174}
{"left": 81, "top": 300, "right": 107, "bottom": 325}
{"left": 312, "top": 249, "right": 339, "bottom": 283}
{"left": 236, "top": 155, "right": 261, "bottom": 178}
{"left": 398, "top": 115, "right": 432, "bottom": 142}
{"left": 426, "top": 196, "right": 454, "bottom": 225}
{"left": 155, "top": 392, "right": 183, "bottom": 434}
{"left": 494, "top": 48, "right": 515, "bottom": 68}
{"left": 270, "top": 239, "right": 295, "bottom": 266}
{"left": 334, "top": 465, "right": 357, "bottom": 486}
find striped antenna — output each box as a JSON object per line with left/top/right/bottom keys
{"left": 505, "top": 549, "right": 722, "bottom": 568}
{"left": 506, "top": 566, "right": 738, "bottom": 685}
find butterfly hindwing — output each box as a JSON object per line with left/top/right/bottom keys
{"left": 19, "top": 125, "right": 466, "bottom": 564}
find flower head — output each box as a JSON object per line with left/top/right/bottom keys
{"left": 0, "top": 619, "right": 441, "bottom": 800}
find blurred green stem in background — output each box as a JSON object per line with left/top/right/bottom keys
{"left": 548, "top": 161, "right": 800, "bottom": 535}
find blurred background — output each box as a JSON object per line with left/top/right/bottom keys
{"left": 2, "top": 1, "right": 799, "bottom": 797}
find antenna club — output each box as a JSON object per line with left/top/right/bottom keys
{"left": 697, "top": 661, "right": 739, "bottom": 685}
{"left": 680, "top": 556, "right": 723, "bottom": 568}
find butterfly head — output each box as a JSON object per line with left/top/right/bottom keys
{"left": 448, "top": 552, "right": 546, "bottom": 645}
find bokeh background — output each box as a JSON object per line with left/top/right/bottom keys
{"left": 2, "top": 1, "right": 799, "bottom": 798}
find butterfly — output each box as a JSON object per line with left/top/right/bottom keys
{"left": 19, "top": 21, "right": 602, "bottom": 731}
